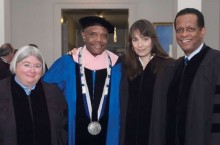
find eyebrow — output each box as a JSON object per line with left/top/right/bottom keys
{"left": 20, "top": 61, "right": 41, "bottom": 65}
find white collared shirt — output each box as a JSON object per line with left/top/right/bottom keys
{"left": 185, "top": 43, "right": 204, "bottom": 60}
{"left": 15, "top": 76, "right": 36, "bottom": 95}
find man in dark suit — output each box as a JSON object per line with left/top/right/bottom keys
{"left": 0, "top": 43, "right": 15, "bottom": 80}
{"left": 164, "top": 8, "right": 220, "bottom": 145}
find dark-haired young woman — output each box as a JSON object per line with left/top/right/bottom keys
{"left": 120, "top": 19, "right": 174, "bottom": 145}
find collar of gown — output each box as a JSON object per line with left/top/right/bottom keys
{"left": 72, "top": 46, "right": 118, "bottom": 70}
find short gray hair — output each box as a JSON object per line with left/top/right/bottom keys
{"left": 10, "top": 45, "right": 46, "bottom": 76}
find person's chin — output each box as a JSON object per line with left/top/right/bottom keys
{"left": 92, "top": 50, "right": 104, "bottom": 56}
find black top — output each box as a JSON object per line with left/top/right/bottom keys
{"left": 11, "top": 77, "right": 51, "bottom": 145}
{"left": 0, "top": 58, "right": 11, "bottom": 80}
{"left": 123, "top": 56, "right": 173, "bottom": 145}
{"left": 166, "top": 46, "right": 210, "bottom": 145}
{"left": 75, "top": 64, "right": 110, "bottom": 145}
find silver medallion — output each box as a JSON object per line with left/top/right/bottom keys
{"left": 88, "top": 121, "right": 102, "bottom": 135}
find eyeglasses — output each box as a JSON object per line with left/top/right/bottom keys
{"left": 19, "top": 63, "right": 43, "bottom": 71}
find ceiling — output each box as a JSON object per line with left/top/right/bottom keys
{"left": 62, "top": 9, "right": 129, "bottom": 29}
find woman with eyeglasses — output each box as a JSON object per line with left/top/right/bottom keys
{"left": 0, "top": 45, "right": 68, "bottom": 145}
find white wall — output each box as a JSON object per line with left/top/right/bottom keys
{"left": 11, "top": 0, "right": 53, "bottom": 65}
{"left": 10, "top": 0, "right": 173, "bottom": 66}
{"left": 10, "top": 0, "right": 220, "bottom": 66}
{"left": 202, "top": 0, "right": 220, "bottom": 50}
{"left": 0, "top": 0, "right": 11, "bottom": 44}
{"left": 0, "top": 0, "right": 4, "bottom": 44}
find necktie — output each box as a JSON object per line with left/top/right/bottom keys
{"left": 184, "top": 57, "right": 189, "bottom": 65}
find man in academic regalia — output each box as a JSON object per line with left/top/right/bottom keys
{"left": 43, "top": 16, "right": 122, "bottom": 145}
{"left": 163, "top": 8, "right": 220, "bottom": 145}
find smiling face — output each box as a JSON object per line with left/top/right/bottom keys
{"left": 16, "top": 55, "right": 43, "bottom": 88}
{"left": 82, "top": 25, "right": 109, "bottom": 56}
{"left": 132, "top": 29, "right": 152, "bottom": 60}
{"left": 175, "top": 14, "right": 206, "bottom": 56}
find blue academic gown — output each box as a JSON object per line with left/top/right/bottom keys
{"left": 43, "top": 54, "right": 121, "bottom": 145}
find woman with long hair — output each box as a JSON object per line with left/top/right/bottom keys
{"left": 120, "top": 19, "right": 174, "bottom": 145}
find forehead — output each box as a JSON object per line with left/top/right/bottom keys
{"left": 176, "top": 14, "right": 198, "bottom": 26}
{"left": 132, "top": 29, "right": 141, "bottom": 36}
{"left": 20, "top": 55, "right": 41, "bottom": 63}
{"left": 84, "top": 25, "right": 108, "bottom": 34}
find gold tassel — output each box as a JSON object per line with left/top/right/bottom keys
{"left": 114, "top": 27, "right": 117, "bottom": 43}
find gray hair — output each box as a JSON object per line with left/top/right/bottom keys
{"left": 10, "top": 45, "right": 46, "bottom": 76}
{"left": 0, "top": 43, "right": 14, "bottom": 57}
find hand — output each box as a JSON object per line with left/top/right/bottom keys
{"left": 67, "top": 48, "right": 78, "bottom": 55}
